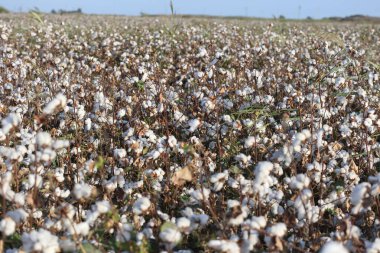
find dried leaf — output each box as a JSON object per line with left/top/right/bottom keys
{"left": 349, "top": 160, "right": 359, "bottom": 174}
{"left": 274, "top": 236, "right": 284, "bottom": 251}
{"left": 171, "top": 166, "right": 192, "bottom": 186}
{"left": 331, "top": 142, "right": 343, "bottom": 152}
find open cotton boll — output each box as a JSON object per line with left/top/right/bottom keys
{"left": 43, "top": 93, "right": 67, "bottom": 115}
{"left": 208, "top": 240, "right": 240, "bottom": 253}
{"left": 244, "top": 216, "right": 267, "bottom": 230}
{"left": 116, "top": 223, "right": 133, "bottom": 242}
{"left": 210, "top": 171, "right": 229, "bottom": 192}
{"left": 22, "top": 229, "right": 60, "bottom": 253}
{"left": 24, "top": 174, "right": 43, "bottom": 190}
{"left": 113, "top": 148, "right": 127, "bottom": 160}
{"left": 159, "top": 227, "right": 182, "bottom": 249}
{"left": 188, "top": 118, "right": 200, "bottom": 132}
{"left": 168, "top": 135, "right": 177, "bottom": 148}
{"left": 320, "top": 241, "right": 348, "bottom": 253}
{"left": 117, "top": 109, "right": 126, "bottom": 118}
{"left": 72, "top": 183, "right": 93, "bottom": 200}
{"left": 7, "top": 209, "right": 29, "bottom": 224}
{"left": 289, "top": 174, "right": 310, "bottom": 190}
{"left": 1, "top": 113, "right": 22, "bottom": 137}
{"left": 335, "top": 77, "right": 345, "bottom": 88}
{"left": 176, "top": 217, "right": 191, "bottom": 233}
{"left": 254, "top": 161, "right": 273, "bottom": 185}
{"left": 244, "top": 136, "right": 256, "bottom": 148}
{"left": 133, "top": 197, "right": 151, "bottom": 215}
{"left": 235, "top": 153, "right": 251, "bottom": 166}
{"left": 59, "top": 239, "right": 77, "bottom": 252}
{"left": 367, "top": 238, "right": 380, "bottom": 253}
{"left": 190, "top": 188, "right": 210, "bottom": 203}
{"left": 0, "top": 217, "right": 16, "bottom": 236}
{"left": 196, "top": 47, "right": 208, "bottom": 58}
{"left": 36, "top": 132, "right": 52, "bottom": 148}
{"left": 67, "top": 222, "right": 90, "bottom": 236}
{"left": 267, "top": 223, "right": 287, "bottom": 237}
{"left": 351, "top": 182, "right": 370, "bottom": 214}
{"left": 95, "top": 200, "right": 111, "bottom": 214}
{"left": 52, "top": 140, "right": 70, "bottom": 150}
{"left": 254, "top": 161, "right": 273, "bottom": 174}
{"left": 84, "top": 118, "right": 92, "bottom": 131}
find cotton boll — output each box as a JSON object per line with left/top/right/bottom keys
{"left": 72, "top": 183, "right": 93, "bottom": 200}
{"left": 351, "top": 182, "right": 370, "bottom": 214}
{"left": 267, "top": 223, "right": 287, "bottom": 237}
{"left": 367, "top": 238, "right": 380, "bottom": 253}
{"left": 244, "top": 136, "right": 256, "bottom": 148}
{"left": 24, "top": 174, "right": 43, "bottom": 190}
{"left": 95, "top": 200, "right": 111, "bottom": 214}
{"left": 254, "top": 161, "right": 273, "bottom": 185}
{"left": 114, "top": 148, "right": 127, "bottom": 160}
{"left": 55, "top": 187, "right": 70, "bottom": 198}
{"left": 235, "top": 153, "right": 251, "bottom": 167}
{"left": 117, "top": 109, "right": 126, "bottom": 118}
{"left": 52, "top": 140, "right": 69, "bottom": 150}
{"left": 335, "top": 77, "right": 345, "bottom": 88}
{"left": 176, "top": 217, "right": 191, "bottom": 234}
{"left": 289, "top": 174, "right": 310, "bottom": 190}
{"left": 1, "top": 113, "right": 22, "bottom": 135}
{"left": 36, "top": 132, "right": 52, "bottom": 148}
{"left": 190, "top": 188, "right": 210, "bottom": 203}
{"left": 73, "top": 222, "right": 90, "bottom": 236}
{"left": 243, "top": 216, "right": 266, "bottom": 231}
{"left": 6, "top": 209, "right": 28, "bottom": 224}
{"left": 133, "top": 197, "right": 151, "bottom": 215}
{"left": 146, "top": 150, "right": 161, "bottom": 160}
{"left": 192, "top": 214, "right": 209, "bottom": 226}
{"left": 116, "top": 223, "right": 133, "bottom": 242}
{"left": 84, "top": 118, "right": 92, "bottom": 131}
{"left": 122, "top": 127, "right": 134, "bottom": 140}
{"left": 188, "top": 119, "right": 201, "bottom": 133}
{"left": 59, "top": 239, "right": 77, "bottom": 252}
{"left": 0, "top": 217, "right": 16, "bottom": 236}
{"left": 208, "top": 240, "right": 240, "bottom": 253}
{"left": 197, "top": 47, "right": 208, "bottom": 58}
{"left": 22, "top": 229, "right": 60, "bottom": 253}
{"left": 54, "top": 168, "right": 65, "bottom": 183}
{"left": 160, "top": 227, "right": 182, "bottom": 250}
{"left": 320, "top": 241, "right": 348, "bottom": 253}
{"left": 168, "top": 135, "right": 177, "bottom": 148}
{"left": 210, "top": 171, "right": 229, "bottom": 192}
{"left": 43, "top": 93, "right": 67, "bottom": 115}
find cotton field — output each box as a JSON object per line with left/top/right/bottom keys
{"left": 0, "top": 13, "right": 379, "bottom": 252}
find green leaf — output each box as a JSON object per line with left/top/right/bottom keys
{"left": 95, "top": 156, "right": 105, "bottom": 170}
{"left": 170, "top": 0, "right": 175, "bottom": 16}
{"left": 160, "top": 221, "right": 176, "bottom": 232}
{"left": 229, "top": 165, "right": 241, "bottom": 175}
{"left": 81, "top": 243, "right": 102, "bottom": 253}
{"left": 30, "top": 11, "right": 44, "bottom": 24}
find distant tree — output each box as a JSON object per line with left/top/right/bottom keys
{"left": 306, "top": 16, "right": 313, "bottom": 20}
{"left": 279, "top": 15, "right": 286, "bottom": 20}
{"left": 51, "top": 9, "right": 56, "bottom": 14}
{"left": 0, "top": 6, "right": 9, "bottom": 13}
{"left": 77, "top": 8, "right": 82, "bottom": 14}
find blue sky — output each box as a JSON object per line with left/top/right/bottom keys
{"left": 1, "top": 0, "right": 379, "bottom": 19}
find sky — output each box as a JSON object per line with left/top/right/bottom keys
{"left": 0, "top": 0, "right": 379, "bottom": 19}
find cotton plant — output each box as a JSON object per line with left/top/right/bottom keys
{"left": 0, "top": 13, "right": 379, "bottom": 253}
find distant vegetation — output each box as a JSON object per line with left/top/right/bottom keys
{"left": 140, "top": 13, "right": 380, "bottom": 23}
{"left": 51, "top": 8, "right": 82, "bottom": 14}
{"left": 323, "top": 14, "right": 380, "bottom": 23}
{"left": 0, "top": 6, "right": 9, "bottom": 13}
